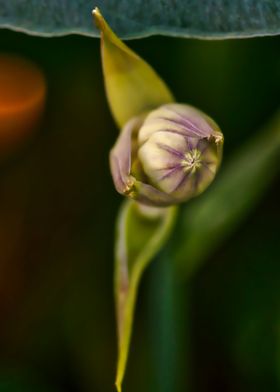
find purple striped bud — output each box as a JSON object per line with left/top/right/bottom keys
{"left": 110, "top": 103, "right": 223, "bottom": 207}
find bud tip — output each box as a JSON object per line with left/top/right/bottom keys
{"left": 92, "top": 7, "right": 105, "bottom": 31}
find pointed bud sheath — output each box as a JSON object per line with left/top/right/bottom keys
{"left": 110, "top": 103, "right": 224, "bottom": 207}
{"left": 93, "top": 8, "right": 174, "bottom": 128}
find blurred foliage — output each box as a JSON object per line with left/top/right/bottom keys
{"left": 0, "top": 371, "right": 57, "bottom": 392}
{"left": 0, "top": 25, "right": 279, "bottom": 392}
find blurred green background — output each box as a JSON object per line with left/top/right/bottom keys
{"left": 0, "top": 28, "right": 279, "bottom": 392}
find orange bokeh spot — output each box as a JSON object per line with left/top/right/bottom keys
{"left": 0, "top": 54, "right": 46, "bottom": 154}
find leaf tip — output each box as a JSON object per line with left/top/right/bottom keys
{"left": 115, "top": 380, "right": 122, "bottom": 392}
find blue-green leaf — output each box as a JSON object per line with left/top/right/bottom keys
{"left": 1, "top": 1, "right": 280, "bottom": 39}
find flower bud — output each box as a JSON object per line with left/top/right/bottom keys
{"left": 110, "top": 103, "right": 223, "bottom": 207}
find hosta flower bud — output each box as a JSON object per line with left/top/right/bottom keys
{"left": 94, "top": 9, "right": 225, "bottom": 391}
{"left": 110, "top": 103, "right": 223, "bottom": 207}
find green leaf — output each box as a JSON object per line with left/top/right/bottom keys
{"left": 148, "top": 250, "right": 191, "bottom": 392}
{"left": 2, "top": 1, "right": 280, "bottom": 39}
{"left": 93, "top": 8, "right": 174, "bottom": 128}
{"left": 174, "top": 110, "right": 280, "bottom": 278}
{"left": 114, "top": 200, "right": 177, "bottom": 391}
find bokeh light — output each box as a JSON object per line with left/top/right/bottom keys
{"left": 0, "top": 54, "right": 46, "bottom": 155}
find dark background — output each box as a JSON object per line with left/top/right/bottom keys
{"left": 0, "top": 29, "right": 279, "bottom": 392}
